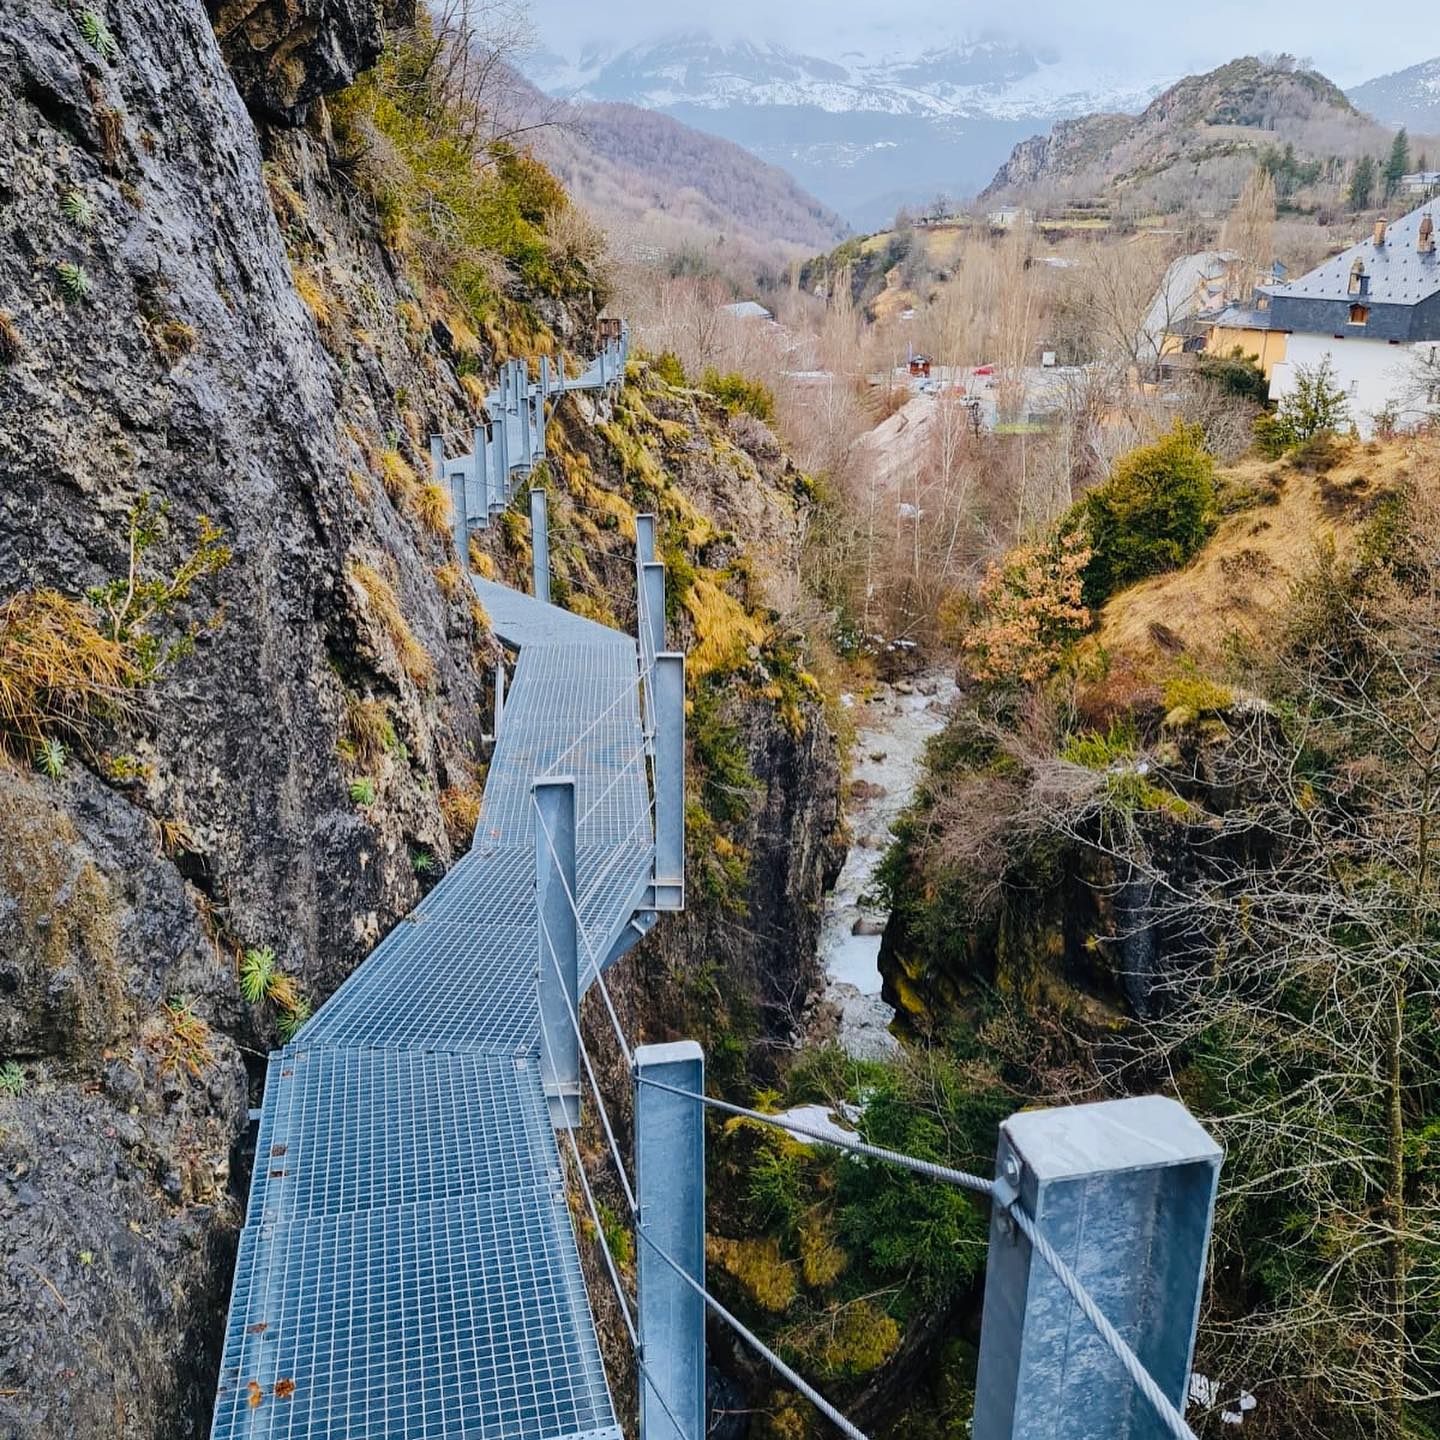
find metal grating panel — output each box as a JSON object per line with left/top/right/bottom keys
{"left": 213, "top": 1187, "right": 621, "bottom": 1440}
{"left": 214, "top": 336, "right": 643, "bottom": 1440}
{"left": 248, "top": 1048, "right": 558, "bottom": 1226}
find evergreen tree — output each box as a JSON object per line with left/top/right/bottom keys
{"left": 1384, "top": 128, "right": 1411, "bottom": 199}
{"left": 1348, "top": 154, "right": 1377, "bottom": 211}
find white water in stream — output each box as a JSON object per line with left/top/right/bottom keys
{"left": 818, "top": 669, "right": 957, "bottom": 1057}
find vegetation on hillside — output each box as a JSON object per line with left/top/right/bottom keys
{"left": 875, "top": 432, "right": 1440, "bottom": 1438}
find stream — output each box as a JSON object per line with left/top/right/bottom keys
{"left": 818, "top": 668, "right": 957, "bottom": 1058}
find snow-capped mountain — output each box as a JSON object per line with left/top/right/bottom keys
{"left": 1349, "top": 57, "right": 1440, "bottom": 133}
{"left": 525, "top": 32, "right": 1167, "bottom": 227}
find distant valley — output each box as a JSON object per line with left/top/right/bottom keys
{"left": 526, "top": 31, "right": 1168, "bottom": 228}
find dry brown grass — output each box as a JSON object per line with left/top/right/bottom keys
{"left": 1093, "top": 439, "right": 1410, "bottom": 668}
{"left": 412, "top": 480, "right": 452, "bottom": 539}
{"left": 439, "top": 783, "right": 483, "bottom": 851}
{"left": 0, "top": 310, "right": 23, "bottom": 364}
{"left": 344, "top": 696, "right": 395, "bottom": 769}
{"left": 347, "top": 560, "right": 435, "bottom": 690}
{"left": 433, "top": 562, "right": 464, "bottom": 599}
{"left": 380, "top": 447, "right": 419, "bottom": 505}
{"left": 291, "top": 263, "right": 334, "bottom": 327}
{"left": 0, "top": 590, "right": 136, "bottom": 751}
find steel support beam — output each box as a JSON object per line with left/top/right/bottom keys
{"left": 636, "top": 1040, "right": 705, "bottom": 1440}
{"left": 534, "top": 776, "right": 580, "bottom": 1130}
{"left": 529, "top": 488, "right": 550, "bottom": 604}
{"left": 974, "top": 1095, "right": 1220, "bottom": 1440}
{"left": 642, "top": 561, "right": 666, "bottom": 661}
{"left": 494, "top": 663, "right": 506, "bottom": 738}
{"left": 475, "top": 426, "right": 492, "bottom": 521}
{"left": 496, "top": 402, "right": 511, "bottom": 491}
{"left": 635, "top": 512, "right": 657, "bottom": 565}
{"left": 651, "top": 653, "right": 684, "bottom": 911}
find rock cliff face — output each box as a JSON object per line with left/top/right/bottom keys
{"left": 0, "top": 2, "right": 496, "bottom": 1435}
{"left": 0, "top": 5, "right": 842, "bottom": 1437}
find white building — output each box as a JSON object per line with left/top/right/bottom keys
{"left": 1261, "top": 205, "right": 1440, "bottom": 438}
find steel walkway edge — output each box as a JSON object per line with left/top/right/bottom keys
{"left": 213, "top": 567, "right": 653, "bottom": 1438}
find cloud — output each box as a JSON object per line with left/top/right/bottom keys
{"left": 525, "top": 0, "right": 1426, "bottom": 88}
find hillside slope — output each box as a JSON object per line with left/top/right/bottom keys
{"left": 983, "top": 56, "right": 1399, "bottom": 212}
{"left": 538, "top": 95, "right": 850, "bottom": 259}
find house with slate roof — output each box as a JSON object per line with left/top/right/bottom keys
{"left": 1257, "top": 201, "right": 1440, "bottom": 436}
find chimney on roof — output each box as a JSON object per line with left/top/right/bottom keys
{"left": 1374, "top": 218, "right": 1388, "bottom": 246}
{"left": 1420, "top": 216, "right": 1436, "bottom": 255}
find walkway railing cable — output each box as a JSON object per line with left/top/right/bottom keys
{"left": 634, "top": 1226, "right": 870, "bottom": 1440}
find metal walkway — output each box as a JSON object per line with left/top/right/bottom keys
{"left": 212, "top": 333, "right": 649, "bottom": 1440}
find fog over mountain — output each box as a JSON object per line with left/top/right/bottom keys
{"left": 524, "top": 5, "right": 1424, "bottom": 228}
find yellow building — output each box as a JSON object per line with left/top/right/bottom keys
{"left": 1204, "top": 304, "right": 1289, "bottom": 378}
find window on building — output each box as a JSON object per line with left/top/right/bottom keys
{"left": 1428, "top": 383, "right": 1440, "bottom": 407}
{"left": 1349, "top": 260, "right": 1368, "bottom": 296}
{"left": 1349, "top": 303, "right": 1369, "bottom": 325}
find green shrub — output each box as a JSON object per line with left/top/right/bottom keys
{"left": 1253, "top": 357, "right": 1350, "bottom": 456}
{"left": 700, "top": 368, "right": 776, "bottom": 423}
{"left": 651, "top": 351, "right": 687, "bottom": 387}
{"left": 1195, "top": 346, "right": 1269, "bottom": 406}
{"left": 1077, "top": 422, "right": 1217, "bottom": 606}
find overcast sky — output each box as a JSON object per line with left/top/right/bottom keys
{"left": 527, "top": 0, "right": 1426, "bottom": 87}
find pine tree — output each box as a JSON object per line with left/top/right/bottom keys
{"left": 1384, "top": 128, "right": 1411, "bottom": 200}
{"left": 1348, "top": 154, "right": 1377, "bottom": 211}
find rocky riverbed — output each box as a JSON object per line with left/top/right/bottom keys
{"left": 817, "top": 669, "right": 957, "bottom": 1057}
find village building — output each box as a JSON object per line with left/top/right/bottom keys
{"left": 1257, "top": 202, "right": 1440, "bottom": 436}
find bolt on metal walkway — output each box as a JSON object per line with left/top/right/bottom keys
{"left": 212, "top": 333, "right": 649, "bottom": 1440}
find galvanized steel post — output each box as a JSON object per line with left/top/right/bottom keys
{"left": 494, "top": 662, "right": 505, "bottom": 737}
{"left": 974, "top": 1095, "right": 1221, "bottom": 1440}
{"left": 635, "top": 512, "right": 657, "bottom": 565}
{"left": 529, "top": 487, "right": 550, "bottom": 605}
{"left": 642, "top": 561, "right": 666, "bottom": 660}
{"left": 471, "top": 426, "right": 486, "bottom": 516}
{"left": 635, "top": 1040, "right": 705, "bottom": 1440}
{"left": 450, "top": 466, "right": 468, "bottom": 566}
{"left": 651, "top": 653, "right": 685, "bottom": 911}
{"left": 534, "top": 776, "right": 580, "bottom": 1130}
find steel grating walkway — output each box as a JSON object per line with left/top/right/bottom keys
{"left": 213, "top": 340, "right": 651, "bottom": 1440}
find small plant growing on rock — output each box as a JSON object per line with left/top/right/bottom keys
{"left": 62, "top": 188, "right": 95, "bottom": 229}
{"left": 34, "top": 736, "right": 67, "bottom": 779}
{"left": 160, "top": 997, "right": 213, "bottom": 1077}
{"left": 78, "top": 10, "right": 119, "bottom": 61}
{"left": 349, "top": 777, "right": 376, "bottom": 805}
{"left": 276, "top": 994, "right": 312, "bottom": 1043}
{"left": 0, "top": 310, "right": 23, "bottom": 363}
{"left": 87, "top": 493, "right": 231, "bottom": 679}
{"left": 410, "top": 847, "right": 434, "bottom": 874}
{"left": 56, "top": 261, "right": 92, "bottom": 301}
{"left": 0, "top": 1062, "right": 26, "bottom": 1098}
{"left": 239, "top": 946, "right": 277, "bottom": 1004}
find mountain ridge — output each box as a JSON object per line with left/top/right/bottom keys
{"left": 983, "top": 56, "right": 1400, "bottom": 210}
{"left": 524, "top": 29, "right": 1167, "bottom": 226}
{"left": 1349, "top": 56, "right": 1440, "bottom": 134}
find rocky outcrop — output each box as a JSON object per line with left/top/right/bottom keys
{"left": 0, "top": 2, "right": 505, "bottom": 1434}
{"left": 206, "top": 0, "right": 412, "bottom": 123}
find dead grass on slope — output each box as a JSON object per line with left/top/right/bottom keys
{"left": 1092, "top": 437, "right": 1416, "bottom": 669}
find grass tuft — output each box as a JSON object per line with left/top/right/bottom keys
{"left": 412, "top": 481, "right": 452, "bottom": 539}
{"left": 347, "top": 561, "right": 435, "bottom": 689}
{"left": 56, "top": 261, "right": 91, "bottom": 301}
{"left": 0, "top": 590, "right": 136, "bottom": 753}
{"left": 0, "top": 311, "right": 22, "bottom": 363}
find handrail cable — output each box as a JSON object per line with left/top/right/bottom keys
{"left": 533, "top": 796, "right": 637, "bottom": 1070}
{"left": 537, "top": 904, "right": 637, "bottom": 1214}
{"left": 634, "top": 1080, "right": 1200, "bottom": 1440}
{"left": 634, "top": 1226, "right": 870, "bottom": 1440}
{"left": 632, "top": 1078, "right": 995, "bottom": 1195}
